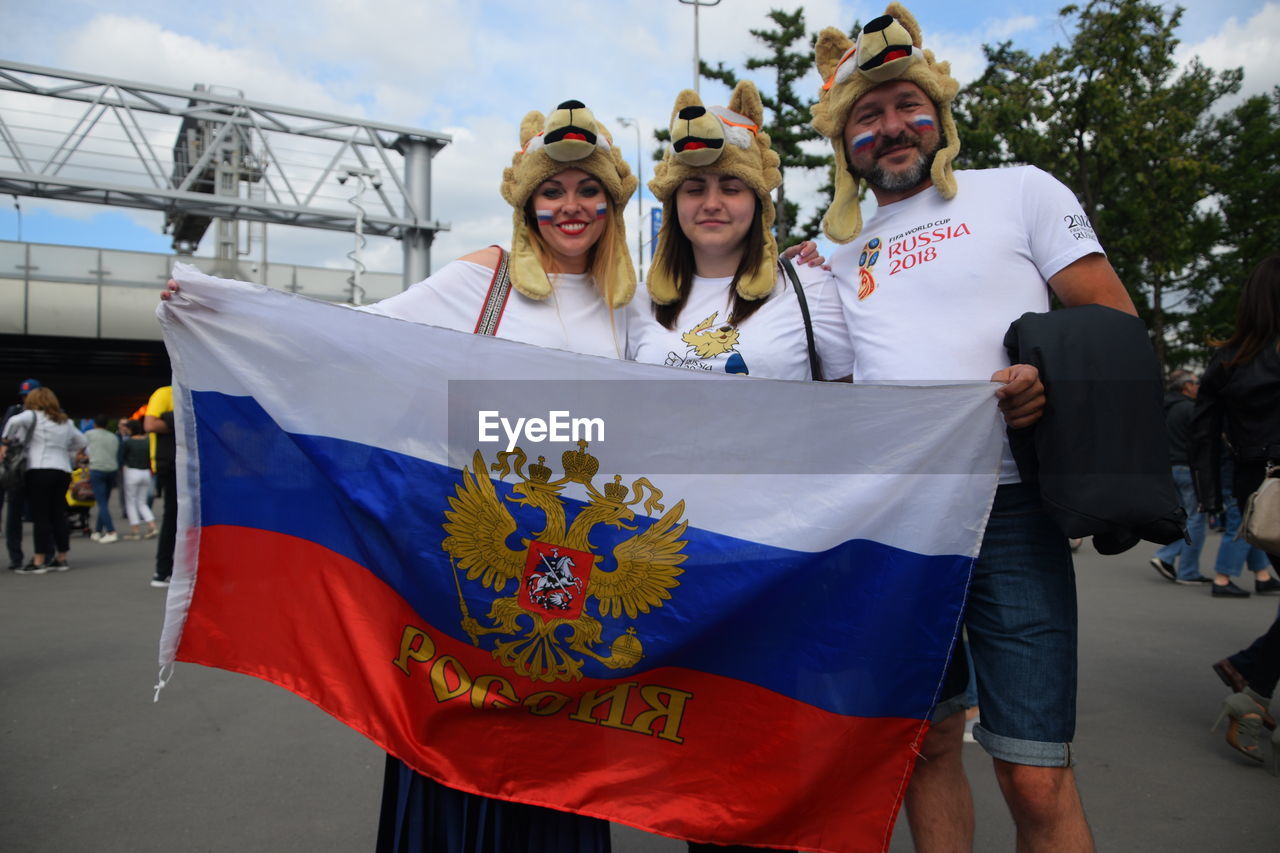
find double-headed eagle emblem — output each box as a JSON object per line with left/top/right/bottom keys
{"left": 443, "top": 441, "right": 688, "bottom": 683}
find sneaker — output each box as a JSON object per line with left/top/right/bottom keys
{"left": 90, "top": 531, "right": 103, "bottom": 542}
{"left": 48, "top": 558, "right": 71, "bottom": 572}
{"left": 1213, "top": 579, "right": 1251, "bottom": 598}
{"left": 144, "top": 527, "right": 159, "bottom": 540}
{"left": 150, "top": 576, "right": 170, "bottom": 588}
{"left": 99, "top": 531, "right": 119, "bottom": 544}
{"left": 7, "top": 560, "right": 22, "bottom": 571}
{"left": 1175, "top": 574, "right": 1213, "bottom": 585}
{"left": 15, "top": 561, "right": 48, "bottom": 575}
{"left": 122, "top": 533, "right": 141, "bottom": 541}
{"left": 1149, "top": 557, "right": 1177, "bottom": 582}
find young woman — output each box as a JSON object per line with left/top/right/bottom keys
{"left": 119, "top": 419, "right": 158, "bottom": 540}
{"left": 627, "top": 81, "right": 850, "bottom": 853}
{"left": 362, "top": 99, "right": 637, "bottom": 362}
{"left": 168, "top": 98, "right": 639, "bottom": 852}
{"left": 627, "top": 82, "right": 851, "bottom": 383}
{"left": 1193, "top": 254, "right": 1280, "bottom": 770}
{"left": 0, "top": 386, "right": 88, "bottom": 573}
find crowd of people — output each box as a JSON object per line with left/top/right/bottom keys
{"left": 0, "top": 378, "right": 177, "bottom": 587}
{"left": 18, "top": 1, "right": 1279, "bottom": 849}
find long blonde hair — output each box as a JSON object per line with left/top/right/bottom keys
{"left": 23, "top": 387, "right": 68, "bottom": 424}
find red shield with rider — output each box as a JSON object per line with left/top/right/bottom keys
{"left": 519, "top": 541, "right": 593, "bottom": 620}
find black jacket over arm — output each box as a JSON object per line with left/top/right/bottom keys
{"left": 1004, "top": 304, "right": 1186, "bottom": 554}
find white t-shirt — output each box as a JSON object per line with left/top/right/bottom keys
{"left": 625, "top": 263, "right": 853, "bottom": 381}
{"left": 826, "top": 166, "right": 1106, "bottom": 480}
{"left": 364, "top": 258, "right": 626, "bottom": 360}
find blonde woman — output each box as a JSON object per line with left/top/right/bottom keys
{"left": 166, "top": 98, "right": 639, "bottom": 853}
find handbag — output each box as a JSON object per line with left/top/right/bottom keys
{"left": 70, "top": 473, "right": 95, "bottom": 503}
{"left": 1240, "top": 463, "right": 1280, "bottom": 555}
{"left": 0, "top": 415, "right": 36, "bottom": 490}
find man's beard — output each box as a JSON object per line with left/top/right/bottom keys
{"left": 850, "top": 133, "right": 940, "bottom": 194}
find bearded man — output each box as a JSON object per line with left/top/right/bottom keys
{"left": 812, "top": 5, "right": 1137, "bottom": 852}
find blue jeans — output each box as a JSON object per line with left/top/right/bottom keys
{"left": 936, "top": 482, "right": 1078, "bottom": 767}
{"left": 89, "top": 469, "right": 117, "bottom": 533}
{"left": 1212, "top": 482, "right": 1271, "bottom": 578}
{"left": 1153, "top": 465, "right": 1206, "bottom": 580}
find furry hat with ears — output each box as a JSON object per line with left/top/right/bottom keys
{"left": 810, "top": 2, "right": 960, "bottom": 243}
{"left": 499, "top": 100, "right": 638, "bottom": 307}
{"left": 647, "top": 80, "right": 782, "bottom": 304}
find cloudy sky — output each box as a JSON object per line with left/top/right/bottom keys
{"left": 1, "top": 0, "right": 1277, "bottom": 279}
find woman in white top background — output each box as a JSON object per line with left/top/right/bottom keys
{"left": 627, "top": 81, "right": 852, "bottom": 382}
{"left": 1, "top": 386, "right": 88, "bottom": 573}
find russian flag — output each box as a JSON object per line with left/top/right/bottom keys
{"left": 157, "top": 265, "right": 1003, "bottom": 852}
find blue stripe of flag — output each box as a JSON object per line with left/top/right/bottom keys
{"left": 192, "top": 391, "right": 969, "bottom": 719}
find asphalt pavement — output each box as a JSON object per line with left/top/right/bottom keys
{"left": 2, "top": 524, "right": 1277, "bottom": 852}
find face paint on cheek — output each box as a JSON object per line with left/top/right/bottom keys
{"left": 850, "top": 130, "right": 875, "bottom": 155}
{"left": 595, "top": 203, "right": 608, "bottom": 220}
{"left": 911, "top": 115, "right": 935, "bottom": 132}
{"left": 536, "top": 209, "right": 554, "bottom": 226}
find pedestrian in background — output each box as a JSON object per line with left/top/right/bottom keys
{"left": 0, "top": 386, "right": 87, "bottom": 573}
{"left": 119, "top": 419, "right": 157, "bottom": 541}
{"left": 1, "top": 378, "right": 40, "bottom": 569}
{"left": 1150, "top": 370, "right": 1210, "bottom": 585}
{"left": 1192, "top": 254, "right": 1280, "bottom": 769}
{"left": 144, "top": 386, "right": 176, "bottom": 588}
{"left": 85, "top": 413, "right": 121, "bottom": 544}
{"left": 1208, "top": 455, "right": 1279, "bottom": 597}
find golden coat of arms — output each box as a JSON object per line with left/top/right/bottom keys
{"left": 443, "top": 441, "right": 688, "bottom": 683}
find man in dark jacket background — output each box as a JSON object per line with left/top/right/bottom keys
{"left": 2, "top": 378, "right": 40, "bottom": 569}
{"left": 1151, "top": 370, "right": 1210, "bottom": 584}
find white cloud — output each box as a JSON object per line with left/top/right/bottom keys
{"left": 54, "top": 14, "right": 365, "bottom": 118}
{"left": 985, "top": 15, "right": 1040, "bottom": 41}
{"left": 1176, "top": 2, "right": 1280, "bottom": 104}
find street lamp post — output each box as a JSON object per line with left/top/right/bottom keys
{"left": 677, "top": 0, "right": 722, "bottom": 94}
{"left": 616, "top": 116, "right": 644, "bottom": 283}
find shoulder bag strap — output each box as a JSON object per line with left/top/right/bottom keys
{"left": 779, "top": 257, "right": 822, "bottom": 381}
{"left": 473, "top": 247, "right": 513, "bottom": 337}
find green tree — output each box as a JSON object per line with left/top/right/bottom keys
{"left": 1183, "top": 88, "right": 1280, "bottom": 353}
{"left": 955, "top": 0, "right": 1241, "bottom": 370}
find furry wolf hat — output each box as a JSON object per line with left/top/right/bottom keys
{"left": 647, "top": 80, "right": 782, "bottom": 304}
{"left": 500, "top": 100, "right": 638, "bottom": 307}
{"left": 810, "top": 2, "right": 960, "bottom": 243}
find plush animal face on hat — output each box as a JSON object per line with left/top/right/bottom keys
{"left": 501, "top": 100, "right": 638, "bottom": 307}
{"left": 648, "top": 80, "right": 782, "bottom": 304}
{"left": 811, "top": 2, "right": 960, "bottom": 243}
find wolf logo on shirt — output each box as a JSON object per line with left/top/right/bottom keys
{"left": 665, "top": 312, "right": 750, "bottom": 374}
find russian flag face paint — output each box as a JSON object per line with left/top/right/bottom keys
{"left": 536, "top": 209, "right": 554, "bottom": 226}
{"left": 595, "top": 202, "right": 608, "bottom": 220}
{"left": 850, "top": 130, "right": 875, "bottom": 155}
{"left": 911, "top": 115, "right": 935, "bottom": 132}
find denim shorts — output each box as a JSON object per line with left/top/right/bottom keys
{"left": 934, "top": 481, "right": 1078, "bottom": 767}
